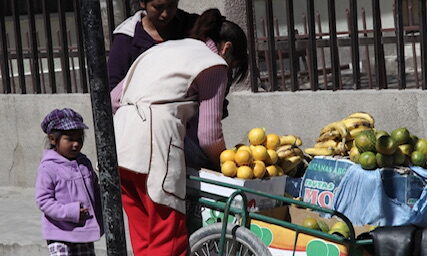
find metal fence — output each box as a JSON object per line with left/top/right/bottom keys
{"left": 1, "top": 0, "right": 427, "bottom": 94}
{"left": 248, "top": 0, "right": 427, "bottom": 92}
{"left": 0, "top": 0, "right": 134, "bottom": 94}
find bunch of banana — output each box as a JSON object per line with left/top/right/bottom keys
{"left": 305, "top": 112, "right": 375, "bottom": 157}
{"left": 305, "top": 121, "right": 348, "bottom": 156}
{"left": 276, "top": 144, "right": 304, "bottom": 176}
{"left": 341, "top": 112, "right": 375, "bottom": 139}
{"left": 280, "top": 135, "right": 303, "bottom": 146}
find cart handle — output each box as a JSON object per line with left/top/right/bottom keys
{"left": 219, "top": 189, "right": 248, "bottom": 256}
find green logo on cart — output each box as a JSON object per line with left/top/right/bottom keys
{"left": 250, "top": 224, "right": 273, "bottom": 246}
{"left": 306, "top": 240, "right": 340, "bottom": 256}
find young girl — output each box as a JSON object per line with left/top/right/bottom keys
{"left": 35, "top": 108, "right": 103, "bottom": 256}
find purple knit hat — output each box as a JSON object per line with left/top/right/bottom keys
{"left": 41, "top": 108, "right": 89, "bottom": 134}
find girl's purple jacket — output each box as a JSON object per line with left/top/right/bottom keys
{"left": 35, "top": 149, "right": 104, "bottom": 243}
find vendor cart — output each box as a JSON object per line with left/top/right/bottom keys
{"left": 186, "top": 173, "right": 374, "bottom": 256}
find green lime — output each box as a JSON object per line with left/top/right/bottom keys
{"left": 329, "top": 221, "right": 350, "bottom": 239}
{"left": 359, "top": 151, "right": 377, "bottom": 170}
{"left": 376, "top": 135, "right": 397, "bottom": 155}
{"left": 415, "top": 139, "right": 427, "bottom": 155}
{"left": 393, "top": 148, "right": 407, "bottom": 166}
{"left": 411, "top": 151, "right": 426, "bottom": 167}
{"left": 375, "top": 130, "right": 389, "bottom": 140}
{"left": 355, "top": 130, "right": 376, "bottom": 153}
{"left": 398, "top": 144, "right": 413, "bottom": 156}
{"left": 317, "top": 220, "right": 330, "bottom": 233}
{"left": 302, "top": 217, "right": 320, "bottom": 230}
{"left": 391, "top": 128, "right": 410, "bottom": 145}
{"left": 410, "top": 135, "right": 419, "bottom": 147}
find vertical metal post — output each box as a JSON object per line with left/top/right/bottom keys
{"left": 73, "top": 0, "right": 88, "bottom": 93}
{"left": 349, "top": 0, "right": 361, "bottom": 89}
{"left": 327, "top": 0, "right": 341, "bottom": 90}
{"left": 11, "top": 0, "right": 26, "bottom": 93}
{"left": 27, "top": 0, "right": 41, "bottom": 93}
{"left": 372, "top": 0, "right": 387, "bottom": 89}
{"left": 58, "top": 0, "right": 72, "bottom": 93}
{"left": 265, "top": 0, "right": 278, "bottom": 91}
{"left": 80, "top": 0, "right": 128, "bottom": 255}
{"left": 0, "top": 0, "right": 11, "bottom": 93}
{"left": 42, "top": 0, "right": 57, "bottom": 93}
{"left": 408, "top": 0, "right": 420, "bottom": 88}
{"left": 317, "top": 13, "right": 328, "bottom": 89}
{"left": 420, "top": 0, "right": 427, "bottom": 89}
{"left": 395, "top": 0, "right": 406, "bottom": 89}
{"left": 245, "top": 0, "right": 259, "bottom": 92}
{"left": 362, "top": 8, "right": 373, "bottom": 89}
{"left": 106, "top": 0, "right": 115, "bottom": 45}
{"left": 124, "top": 0, "right": 131, "bottom": 18}
{"left": 306, "top": 0, "right": 318, "bottom": 90}
{"left": 285, "top": 0, "right": 298, "bottom": 91}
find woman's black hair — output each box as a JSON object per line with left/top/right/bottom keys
{"left": 190, "top": 9, "right": 248, "bottom": 83}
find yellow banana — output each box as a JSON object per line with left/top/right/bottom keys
{"left": 333, "top": 142, "right": 347, "bottom": 155}
{"left": 314, "top": 139, "right": 339, "bottom": 148}
{"left": 347, "top": 112, "right": 375, "bottom": 127}
{"left": 349, "top": 126, "right": 373, "bottom": 138}
{"left": 317, "top": 130, "right": 341, "bottom": 142}
{"left": 345, "top": 139, "right": 354, "bottom": 151}
{"left": 280, "top": 155, "right": 302, "bottom": 172}
{"left": 304, "top": 147, "right": 335, "bottom": 156}
{"left": 277, "top": 145, "right": 303, "bottom": 159}
{"left": 341, "top": 117, "right": 372, "bottom": 130}
{"left": 280, "top": 135, "right": 303, "bottom": 146}
{"left": 320, "top": 121, "right": 348, "bottom": 140}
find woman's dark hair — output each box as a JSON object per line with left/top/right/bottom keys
{"left": 190, "top": 9, "right": 248, "bottom": 83}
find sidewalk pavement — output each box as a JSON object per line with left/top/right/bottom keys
{"left": 0, "top": 186, "right": 133, "bottom": 256}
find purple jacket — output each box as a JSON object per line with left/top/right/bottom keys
{"left": 35, "top": 149, "right": 104, "bottom": 243}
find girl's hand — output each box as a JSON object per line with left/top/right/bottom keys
{"left": 79, "top": 207, "right": 89, "bottom": 221}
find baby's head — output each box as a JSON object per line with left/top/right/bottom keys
{"left": 41, "top": 108, "right": 89, "bottom": 160}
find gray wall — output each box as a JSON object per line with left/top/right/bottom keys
{"left": 2, "top": 91, "right": 427, "bottom": 187}
{"left": 0, "top": 94, "right": 96, "bottom": 187}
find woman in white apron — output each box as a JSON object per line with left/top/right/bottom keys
{"left": 113, "top": 9, "right": 248, "bottom": 256}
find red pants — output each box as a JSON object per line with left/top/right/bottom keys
{"left": 119, "top": 167, "right": 188, "bottom": 256}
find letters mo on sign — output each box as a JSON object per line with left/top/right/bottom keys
{"left": 301, "top": 157, "right": 354, "bottom": 209}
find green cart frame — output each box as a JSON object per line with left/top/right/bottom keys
{"left": 187, "top": 175, "right": 374, "bottom": 256}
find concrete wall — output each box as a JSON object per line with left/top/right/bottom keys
{"left": 1, "top": 90, "right": 427, "bottom": 187}
{"left": 0, "top": 94, "right": 96, "bottom": 187}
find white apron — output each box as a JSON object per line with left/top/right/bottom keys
{"left": 114, "top": 39, "right": 227, "bottom": 213}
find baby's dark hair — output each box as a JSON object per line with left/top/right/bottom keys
{"left": 190, "top": 8, "right": 248, "bottom": 83}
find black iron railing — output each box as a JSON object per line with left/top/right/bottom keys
{"left": 248, "top": 0, "right": 427, "bottom": 91}
{"left": 1, "top": 0, "right": 427, "bottom": 94}
{"left": 0, "top": 0, "right": 132, "bottom": 94}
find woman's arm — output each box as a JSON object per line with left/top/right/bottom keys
{"left": 111, "top": 79, "right": 124, "bottom": 114}
{"left": 107, "top": 34, "right": 133, "bottom": 91}
{"left": 191, "top": 65, "right": 228, "bottom": 169}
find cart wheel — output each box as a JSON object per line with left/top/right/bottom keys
{"left": 189, "top": 223, "right": 272, "bottom": 256}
